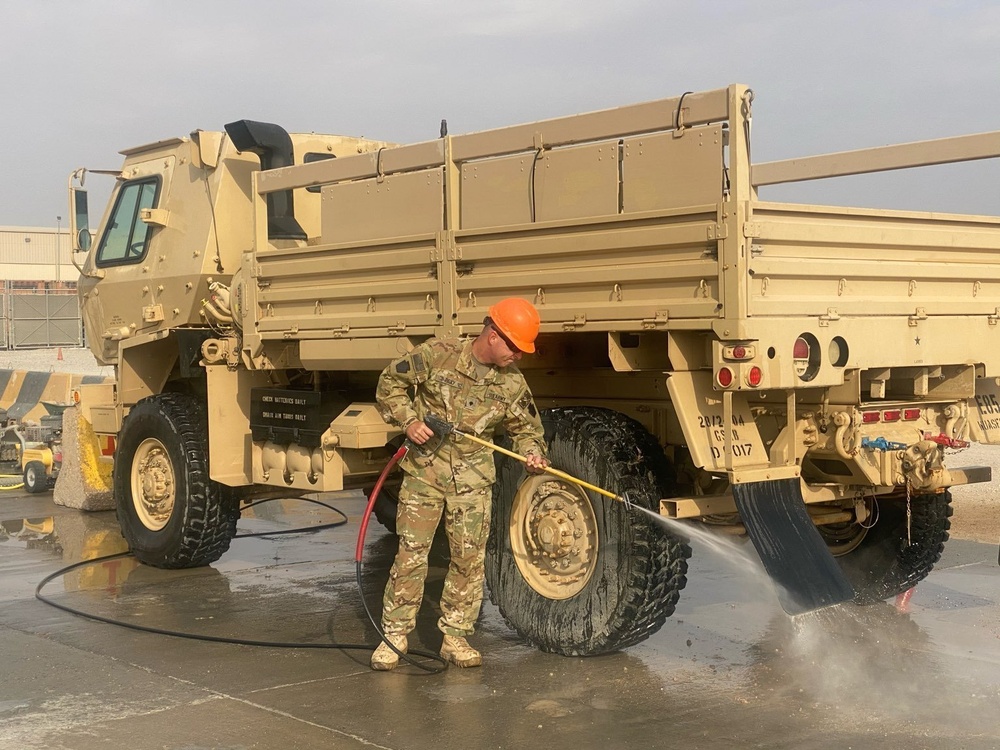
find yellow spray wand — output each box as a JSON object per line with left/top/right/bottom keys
{"left": 422, "top": 414, "right": 626, "bottom": 504}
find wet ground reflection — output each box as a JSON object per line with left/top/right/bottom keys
{"left": 2, "top": 493, "right": 999, "bottom": 748}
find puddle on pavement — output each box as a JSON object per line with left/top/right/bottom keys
{"left": 4, "top": 493, "right": 999, "bottom": 743}
{"left": 0, "top": 513, "right": 137, "bottom": 594}
{"left": 0, "top": 495, "right": 363, "bottom": 601}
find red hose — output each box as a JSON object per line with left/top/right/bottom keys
{"left": 355, "top": 443, "right": 408, "bottom": 562}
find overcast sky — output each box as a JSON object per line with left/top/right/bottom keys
{"left": 1, "top": 0, "right": 997, "bottom": 229}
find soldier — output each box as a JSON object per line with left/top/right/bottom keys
{"left": 372, "top": 297, "right": 549, "bottom": 670}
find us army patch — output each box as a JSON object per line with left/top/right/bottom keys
{"left": 517, "top": 392, "right": 538, "bottom": 417}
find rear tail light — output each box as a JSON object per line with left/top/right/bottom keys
{"left": 861, "top": 411, "right": 881, "bottom": 424}
{"left": 746, "top": 366, "right": 763, "bottom": 387}
{"left": 717, "top": 367, "right": 734, "bottom": 388}
{"left": 882, "top": 410, "right": 901, "bottom": 422}
{"left": 722, "top": 344, "right": 756, "bottom": 361}
{"left": 793, "top": 337, "right": 810, "bottom": 359}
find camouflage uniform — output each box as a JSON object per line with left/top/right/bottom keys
{"left": 376, "top": 337, "right": 546, "bottom": 637}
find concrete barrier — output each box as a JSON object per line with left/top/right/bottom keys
{"left": 52, "top": 406, "right": 114, "bottom": 511}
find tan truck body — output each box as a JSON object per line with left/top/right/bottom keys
{"left": 67, "top": 83, "right": 1000, "bottom": 653}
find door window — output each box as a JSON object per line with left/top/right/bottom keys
{"left": 95, "top": 178, "right": 160, "bottom": 266}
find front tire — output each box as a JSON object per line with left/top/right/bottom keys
{"left": 831, "top": 490, "right": 952, "bottom": 603}
{"left": 114, "top": 393, "right": 239, "bottom": 569}
{"left": 486, "top": 407, "right": 691, "bottom": 656}
{"left": 23, "top": 461, "right": 48, "bottom": 494}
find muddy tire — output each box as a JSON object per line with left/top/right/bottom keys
{"left": 486, "top": 407, "right": 691, "bottom": 656}
{"left": 23, "top": 461, "right": 48, "bottom": 494}
{"left": 834, "top": 491, "right": 952, "bottom": 603}
{"left": 114, "top": 393, "right": 240, "bottom": 569}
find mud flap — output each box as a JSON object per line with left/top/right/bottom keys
{"left": 732, "top": 479, "right": 855, "bottom": 615}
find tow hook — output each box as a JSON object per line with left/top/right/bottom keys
{"left": 900, "top": 440, "right": 949, "bottom": 492}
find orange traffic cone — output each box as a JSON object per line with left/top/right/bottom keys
{"left": 57, "top": 347, "right": 63, "bottom": 361}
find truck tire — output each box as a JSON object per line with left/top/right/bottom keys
{"left": 369, "top": 484, "right": 400, "bottom": 534}
{"left": 23, "top": 461, "right": 48, "bottom": 494}
{"left": 363, "top": 436, "right": 405, "bottom": 534}
{"left": 114, "top": 393, "right": 240, "bottom": 569}
{"left": 486, "top": 407, "right": 691, "bottom": 656}
{"left": 832, "top": 490, "right": 952, "bottom": 603}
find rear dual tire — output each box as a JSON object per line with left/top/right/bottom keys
{"left": 831, "top": 490, "right": 952, "bottom": 603}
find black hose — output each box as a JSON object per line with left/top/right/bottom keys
{"left": 34, "top": 492, "right": 446, "bottom": 672}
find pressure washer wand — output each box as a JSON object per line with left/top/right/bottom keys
{"left": 422, "top": 414, "right": 628, "bottom": 506}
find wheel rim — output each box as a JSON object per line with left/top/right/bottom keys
{"left": 509, "top": 474, "right": 599, "bottom": 600}
{"left": 818, "top": 499, "right": 873, "bottom": 557}
{"left": 130, "top": 437, "right": 176, "bottom": 531}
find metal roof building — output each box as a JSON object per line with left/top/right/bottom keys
{"left": 1, "top": 225, "right": 76, "bottom": 285}
{"left": 1, "top": 226, "right": 80, "bottom": 349}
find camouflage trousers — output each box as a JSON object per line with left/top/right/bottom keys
{"left": 381, "top": 474, "right": 492, "bottom": 638}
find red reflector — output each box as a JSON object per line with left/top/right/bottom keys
{"left": 861, "top": 411, "right": 880, "bottom": 424}
{"left": 746, "top": 366, "right": 763, "bottom": 387}
{"left": 902, "top": 409, "right": 921, "bottom": 421}
{"left": 717, "top": 367, "right": 734, "bottom": 387}
{"left": 882, "top": 410, "right": 901, "bottom": 422}
{"left": 732, "top": 345, "right": 747, "bottom": 359}
{"left": 793, "top": 337, "right": 810, "bottom": 359}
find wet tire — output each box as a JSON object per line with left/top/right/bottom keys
{"left": 835, "top": 491, "right": 952, "bottom": 603}
{"left": 114, "top": 393, "right": 240, "bottom": 569}
{"left": 370, "top": 483, "right": 400, "bottom": 534}
{"left": 486, "top": 406, "right": 691, "bottom": 656}
{"left": 23, "top": 461, "right": 48, "bottom": 494}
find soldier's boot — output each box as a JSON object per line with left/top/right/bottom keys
{"left": 440, "top": 635, "right": 482, "bottom": 668}
{"left": 370, "top": 635, "right": 407, "bottom": 671}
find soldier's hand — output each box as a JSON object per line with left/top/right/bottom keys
{"left": 405, "top": 420, "right": 435, "bottom": 445}
{"left": 524, "top": 453, "right": 549, "bottom": 475}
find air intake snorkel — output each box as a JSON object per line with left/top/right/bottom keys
{"left": 223, "top": 119, "right": 306, "bottom": 241}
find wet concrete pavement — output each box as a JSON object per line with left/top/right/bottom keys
{"left": 1, "top": 488, "right": 998, "bottom": 750}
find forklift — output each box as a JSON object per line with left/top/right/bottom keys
{"left": 0, "top": 403, "right": 68, "bottom": 494}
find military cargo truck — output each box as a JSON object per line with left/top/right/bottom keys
{"left": 66, "top": 84, "right": 1000, "bottom": 655}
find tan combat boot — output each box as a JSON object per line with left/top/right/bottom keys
{"left": 440, "top": 635, "right": 482, "bottom": 668}
{"left": 370, "top": 635, "right": 407, "bottom": 671}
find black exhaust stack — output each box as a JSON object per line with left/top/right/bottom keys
{"left": 224, "top": 119, "right": 307, "bottom": 241}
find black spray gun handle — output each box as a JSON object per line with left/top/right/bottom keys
{"left": 423, "top": 413, "right": 456, "bottom": 439}
{"left": 405, "top": 413, "right": 454, "bottom": 455}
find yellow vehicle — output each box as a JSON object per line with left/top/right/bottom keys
{"left": 65, "top": 85, "right": 999, "bottom": 655}
{"left": 0, "top": 424, "right": 60, "bottom": 493}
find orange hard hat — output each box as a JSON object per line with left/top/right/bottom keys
{"left": 488, "top": 298, "right": 540, "bottom": 353}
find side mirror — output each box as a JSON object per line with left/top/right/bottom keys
{"left": 77, "top": 227, "right": 93, "bottom": 252}
{"left": 70, "top": 186, "right": 91, "bottom": 253}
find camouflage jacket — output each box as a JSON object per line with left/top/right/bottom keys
{"left": 376, "top": 337, "right": 547, "bottom": 492}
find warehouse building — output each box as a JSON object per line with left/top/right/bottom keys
{"left": 1, "top": 226, "right": 81, "bottom": 349}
